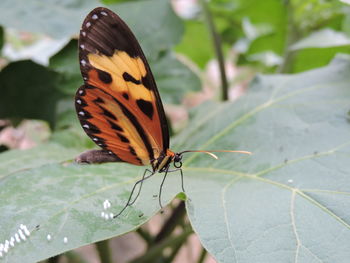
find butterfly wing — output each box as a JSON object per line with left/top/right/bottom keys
{"left": 75, "top": 7, "right": 169, "bottom": 166}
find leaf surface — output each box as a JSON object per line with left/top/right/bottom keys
{"left": 175, "top": 55, "right": 350, "bottom": 263}
{"left": 1, "top": 56, "right": 350, "bottom": 262}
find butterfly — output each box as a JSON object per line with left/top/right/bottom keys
{"left": 75, "top": 7, "right": 250, "bottom": 218}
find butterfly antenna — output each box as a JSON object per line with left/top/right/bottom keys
{"left": 179, "top": 150, "right": 252, "bottom": 159}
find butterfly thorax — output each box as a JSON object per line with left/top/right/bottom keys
{"left": 151, "top": 149, "right": 182, "bottom": 173}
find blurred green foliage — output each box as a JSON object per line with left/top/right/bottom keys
{"left": 0, "top": 60, "right": 62, "bottom": 127}
{"left": 175, "top": 0, "right": 350, "bottom": 72}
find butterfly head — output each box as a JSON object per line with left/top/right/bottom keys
{"left": 173, "top": 152, "right": 183, "bottom": 168}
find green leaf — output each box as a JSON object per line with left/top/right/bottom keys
{"left": 0, "top": 143, "right": 81, "bottom": 175}
{"left": 233, "top": 0, "right": 287, "bottom": 56}
{"left": 176, "top": 55, "right": 350, "bottom": 262}
{"left": 2, "top": 56, "right": 350, "bottom": 262}
{"left": 291, "top": 0, "right": 343, "bottom": 32}
{"left": 0, "top": 0, "right": 183, "bottom": 46}
{"left": 175, "top": 20, "right": 214, "bottom": 68}
{"left": 50, "top": 40, "right": 79, "bottom": 76}
{"left": 0, "top": 0, "right": 100, "bottom": 39}
{"left": 0, "top": 149, "right": 181, "bottom": 262}
{"left": 50, "top": 104, "right": 94, "bottom": 149}
{"left": 291, "top": 47, "right": 350, "bottom": 73}
{"left": 0, "top": 60, "right": 62, "bottom": 127}
{"left": 110, "top": 0, "right": 184, "bottom": 58}
{"left": 49, "top": 39, "right": 81, "bottom": 96}
{"left": 290, "top": 29, "right": 350, "bottom": 50}
{"left": 151, "top": 52, "right": 201, "bottom": 104}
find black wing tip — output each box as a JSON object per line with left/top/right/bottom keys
{"left": 78, "top": 5, "right": 139, "bottom": 79}
{"left": 88, "top": 7, "right": 113, "bottom": 15}
{"left": 81, "top": 7, "right": 121, "bottom": 29}
{"left": 83, "top": 7, "right": 113, "bottom": 20}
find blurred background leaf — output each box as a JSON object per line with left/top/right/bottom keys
{"left": 0, "top": 0, "right": 100, "bottom": 39}
{"left": 0, "top": 60, "right": 62, "bottom": 127}
{"left": 290, "top": 29, "right": 350, "bottom": 50}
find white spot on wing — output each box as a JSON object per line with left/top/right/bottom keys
{"left": 77, "top": 99, "right": 82, "bottom": 104}
{"left": 81, "top": 59, "right": 87, "bottom": 66}
{"left": 101, "top": 11, "right": 108, "bottom": 16}
{"left": 83, "top": 124, "right": 89, "bottom": 129}
{"left": 79, "top": 89, "right": 83, "bottom": 94}
{"left": 93, "top": 137, "right": 98, "bottom": 141}
{"left": 92, "top": 14, "right": 98, "bottom": 20}
{"left": 80, "top": 44, "right": 85, "bottom": 50}
{"left": 86, "top": 22, "right": 91, "bottom": 28}
{"left": 82, "top": 31, "right": 86, "bottom": 36}
{"left": 79, "top": 111, "right": 85, "bottom": 116}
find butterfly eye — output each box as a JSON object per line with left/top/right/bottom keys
{"left": 174, "top": 154, "right": 182, "bottom": 162}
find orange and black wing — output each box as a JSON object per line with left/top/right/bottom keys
{"left": 75, "top": 7, "right": 169, "bottom": 166}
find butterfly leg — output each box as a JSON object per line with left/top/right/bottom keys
{"left": 158, "top": 167, "right": 169, "bottom": 208}
{"left": 128, "top": 169, "right": 153, "bottom": 206}
{"left": 158, "top": 168, "right": 185, "bottom": 208}
{"left": 114, "top": 169, "right": 154, "bottom": 219}
{"left": 179, "top": 168, "right": 185, "bottom": 193}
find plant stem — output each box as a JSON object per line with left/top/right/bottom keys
{"left": 65, "top": 251, "right": 89, "bottom": 263}
{"left": 196, "top": 247, "right": 208, "bottom": 263}
{"left": 131, "top": 227, "right": 193, "bottom": 263}
{"left": 136, "top": 227, "right": 153, "bottom": 245}
{"left": 277, "top": 0, "right": 301, "bottom": 73}
{"left": 95, "top": 239, "right": 112, "bottom": 263}
{"left": 163, "top": 234, "right": 187, "bottom": 263}
{"left": 154, "top": 201, "right": 186, "bottom": 244}
{"left": 200, "top": 0, "right": 229, "bottom": 101}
